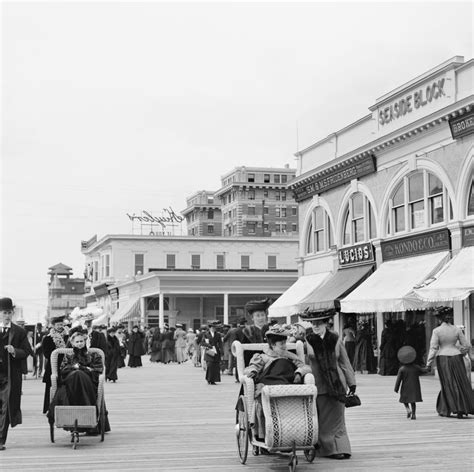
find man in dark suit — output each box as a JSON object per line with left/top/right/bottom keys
{"left": 223, "top": 318, "right": 247, "bottom": 381}
{"left": 0, "top": 297, "right": 33, "bottom": 450}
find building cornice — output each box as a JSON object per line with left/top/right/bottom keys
{"left": 289, "top": 99, "right": 473, "bottom": 196}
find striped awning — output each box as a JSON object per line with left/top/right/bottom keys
{"left": 109, "top": 298, "right": 141, "bottom": 324}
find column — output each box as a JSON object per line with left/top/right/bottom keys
{"left": 140, "top": 297, "right": 146, "bottom": 327}
{"left": 223, "top": 293, "right": 229, "bottom": 325}
{"left": 376, "top": 312, "right": 384, "bottom": 358}
{"left": 159, "top": 293, "right": 165, "bottom": 329}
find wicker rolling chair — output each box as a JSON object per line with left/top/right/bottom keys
{"left": 232, "top": 340, "right": 317, "bottom": 453}
{"left": 49, "top": 347, "right": 106, "bottom": 448}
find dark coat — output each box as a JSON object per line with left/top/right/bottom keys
{"left": 106, "top": 335, "right": 121, "bottom": 381}
{"left": 41, "top": 329, "right": 68, "bottom": 413}
{"left": 201, "top": 331, "right": 223, "bottom": 364}
{"left": 2, "top": 323, "right": 33, "bottom": 427}
{"left": 394, "top": 364, "right": 423, "bottom": 403}
{"left": 242, "top": 324, "right": 269, "bottom": 344}
{"left": 90, "top": 330, "right": 107, "bottom": 354}
{"left": 128, "top": 331, "right": 146, "bottom": 356}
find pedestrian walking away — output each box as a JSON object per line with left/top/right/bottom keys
{"left": 426, "top": 306, "right": 474, "bottom": 418}
{"left": 0, "top": 297, "right": 34, "bottom": 450}
{"left": 394, "top": 346, "right": 427, "bottom": 420}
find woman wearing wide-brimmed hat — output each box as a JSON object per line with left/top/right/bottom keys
{"left": 201, "top": 320, "right": 223, "bottom": 385}
{"left": 244, "top": 323, "right": 312, "bottom": 440}
{"left": 242, "top": 298, "right": 270, "bottom": 344}
{"left": 426, "top": 306, "right": 474, "bottom": 418}
{"left": 300, "top": 309, "right": 356, "bottom": 460}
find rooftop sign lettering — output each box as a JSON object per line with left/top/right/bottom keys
{"left": 378, "top": 78, "right": 446, "bottom": 126}
{"left": 127, "top": 207, "right": 184, "bottom": 228}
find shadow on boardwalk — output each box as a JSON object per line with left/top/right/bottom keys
{"left": 4, "top": 358, "right": 474, "bottom": 471}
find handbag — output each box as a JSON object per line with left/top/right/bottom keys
{"left": 206, "top": 346, "right": 217, "bottom": 357}
{"left": 345, "top": 393, "right": 361, "bottom": 408}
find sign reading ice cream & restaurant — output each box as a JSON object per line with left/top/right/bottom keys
{"left": 381, "top": 228, "right": 450, "bottom": 261}
{"left": 338, "top": 242, "right": 374, "bottom": 267}
{"left": 292, "top": 154, "right": 376, "bottom": 202}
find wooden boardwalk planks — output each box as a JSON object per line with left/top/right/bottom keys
{"left": 2, "top": 359, "right": 473, "bottom": 471}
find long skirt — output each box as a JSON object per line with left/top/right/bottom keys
{"left": 316, "top": 395, "right": 351, "bottom": 457}
{"left": 436, "top": 355, "right": 474, "bottom": 417}
{"left": 176, "top": 346, "right": 187, "bottom": 363}
{"left": 106, "top": 355, "right": 120, "bottom": 381}
{"left": 205, "top": 357, "right": 221, "bottom": 383}
{"left": 128, "top": 355, "right": 142, "bottom": 367}
{"left": 345, "top": 341, "right": 356, "bottom": 366}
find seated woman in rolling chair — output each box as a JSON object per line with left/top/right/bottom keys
{"left": 47, "top": 326, "right": 110, "bottom": 433}
{"left": 244, "top": 324, "right": 312, "bottom": 441}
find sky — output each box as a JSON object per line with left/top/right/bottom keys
{"left": 1, "top": 1, "right": 473, "bottom": 323}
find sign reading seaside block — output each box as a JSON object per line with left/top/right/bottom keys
{"left": 449, "top": 110, "right": 474, "bottom": 140}
{"left": 381, "top": 228, "right": 450, "bottom": 261}
{"left": 292, "top": 154, "right": 376, "bottom": 202}
{"left": 338, "top": 243, "right": 374, "bottom": 267}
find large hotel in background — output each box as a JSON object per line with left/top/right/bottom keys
{"left": 182, "top": 165, "right": 298, "bottom": 237}
{"left": 79, "top": 165, "right": 300, "bottom": 329}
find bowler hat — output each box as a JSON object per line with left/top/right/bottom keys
{"left": 397, "top": 346, "right": 416, "bottom": 365}
{"left": 0, "top": 297, "right": 15, "bottom": 311}
{"left": 298, "top": 308, "right": 336, "bottom": 322}
{"left": 245, "top": 298, "right": 270, "bottom": 314}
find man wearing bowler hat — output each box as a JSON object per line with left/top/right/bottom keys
{"left": 0, "top": 297, "right": 33, "bottom": 450}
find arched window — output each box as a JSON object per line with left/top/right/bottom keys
{"left": 386, "top": 170, "right": 453, "bottom": 235}
{"left": 467, "top": 176, "right": 474, "bottom": 217}
{"left": 147, "top": 297, "right": 169, "bottom": 311}
{"left": 342, "top": 192, "right": 376, "bottom": 245}
{"left": 305, "top": 206, "right": 333, "bottom": 254}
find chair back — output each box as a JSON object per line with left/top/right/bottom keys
{"left": 50, "top": 347, "right": 106, "bottom": 409}
{"left": 231, "top": 340, "right": 305, "bottom": 381}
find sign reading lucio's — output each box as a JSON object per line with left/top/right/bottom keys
{"left": 378, "top": 78, "right": 446, "bottom": 126}
{"left": 338, "top": 243, "right": 374, "bottom": 267}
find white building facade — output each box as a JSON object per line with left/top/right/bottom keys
{"left": 271, "top": 56, "right": 473, "bottom": 358}
{"left": 81, "top": 234, "right": 299, "bottom": 329}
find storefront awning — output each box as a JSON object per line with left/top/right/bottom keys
{"left": 340, "top": 251, "right": 450, "bottom": 313}
{"left": 268, "top": 272, "right": 331, "bottom": 318}
{"left": 297, "top": 265, "right": 374, "bottom": 312}
{"left": 109, "top": 298, "right": 141, "bottom": 324}
{"left": 413, "top": 246, "right": 474, "bottom": 302}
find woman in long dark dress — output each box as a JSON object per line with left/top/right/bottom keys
{"left": 378, "top": 320, "right": 399, "bottom": 375}
{"left": 150, "top": 327, "right": 163, "bottom": 363}
{"left": 353, "top": 320, "right": 377, "bottom": 374}
{"left": 128, "top": 326, "right": 146, "bottom": 367}
{"left": 47, "top": 327, "right": 110, "bottom": 433}
{"left": 201, "top": 321, "right": 223, "bottom": 385}
{"left": 302, "top": 309, "right": 356, "bottom": 460}
{"left": 106, "top": 327, "right": 121, "bottom": 382}
{"left": 426, "top": 307, "right": 474, "bottom": 418}
{"left": 41, "top": 315, "right": 68, "bottom": 413}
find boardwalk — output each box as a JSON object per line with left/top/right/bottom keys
{"left": 2, "top": 359, "right": 473, "bottom": 471}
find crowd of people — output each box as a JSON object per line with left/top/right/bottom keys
{"left": 1, "top": 294, "right": 473, "bottom": 458}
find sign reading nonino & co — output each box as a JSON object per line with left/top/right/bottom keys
{"left": 338, "top": 242, "right": 375, "bottom": 267}
{"left": 449, "top": 110, "right": 474, "bottom": 140}
{"left": 381, "top": 228, "right": 450, "bottom": 261}
{"left": 292, "top": 154, "right": 376, "bottom": 202}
